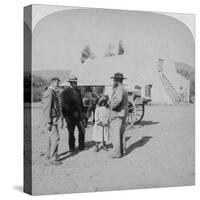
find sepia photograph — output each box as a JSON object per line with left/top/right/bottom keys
{"left": 24, "top": 4, "right": 195, "bottom": 195}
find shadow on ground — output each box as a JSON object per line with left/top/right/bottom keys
{"left": 126, "top": 136, "right": 153, "bottom": 155}
{"left": 57, "top": 141, "right": 96, "bottom": 161}
{"left": 139, "top": 120, "right": 159, "bottom": 126}
{"left": 127, "top": 120, "right": 159, "bottom": 131}
{"left": 57, "top": 132, "right": 153, "bottom": 161}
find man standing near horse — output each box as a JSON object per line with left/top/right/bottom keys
{"left": 108, "top": 73, "right": 128, "bottom": 158}
{"left": 61, "top": 74, "right": 85, "bottom": 152}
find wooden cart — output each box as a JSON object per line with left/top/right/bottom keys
{"left": 79, "top": 85, "right": 151, "bottom": 128}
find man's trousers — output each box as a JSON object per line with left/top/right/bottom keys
{"left": 109, "top": 117, "right": 126, "bottom": 158}
{"left": 66, "top": 118, "right": 85, "bottom": 150}
{"left": 46, "top": 124, "right": 60, "bottom": 161}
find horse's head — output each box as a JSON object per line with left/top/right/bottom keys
{"left": 83, "top": 97, "right": 90, "bottom": 106}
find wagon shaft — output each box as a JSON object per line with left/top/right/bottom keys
{"left": 134, "top": 97, "right": 152, "bottom": 105}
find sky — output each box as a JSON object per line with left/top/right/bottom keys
{"left": 31, "top": 7, "right": 195, "bottom": 71}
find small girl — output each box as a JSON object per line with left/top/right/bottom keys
{"left": 92, "top": 98, "right": 110, "bottom": 152}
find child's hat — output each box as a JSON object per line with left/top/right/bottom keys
{"left": 98, "top": 97, "right": 107, "bottom": 105}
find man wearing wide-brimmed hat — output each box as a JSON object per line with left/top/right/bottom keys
{"left": 61, "top": 74, "right": 85, "bottom": 152}
{"left": 108, "top": 72, "right": 128, "bottom": 158}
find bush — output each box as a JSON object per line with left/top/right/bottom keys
{"left": 32, "top": 75, "right": 48, "bottom": 102}
{"left": 32, "top": 87, "right": 45, "bottom": 102}
{"left": 32, "top": 75, "right": 48, "bottom": 87}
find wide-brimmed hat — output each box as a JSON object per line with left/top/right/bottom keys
{"left": 67, "top": 74, "right": 78, "bottom": 82}
{"left": 59, "top": 80, "right": 70, "bottom": 87}
{"left": 98, "top": 97, "right": 107, "bottom": 105}
{"left": 110, "top": 72, "right": 126, "bottom": 80}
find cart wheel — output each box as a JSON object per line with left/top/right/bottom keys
{"left": 134, "top": 104, "right": 145, "bottom": 124}
{"left": 125, "top": 102, "right": 136, "bottom": 130}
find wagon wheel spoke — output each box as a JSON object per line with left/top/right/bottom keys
{"left": 125, "top": 102, "right": 137, "bottom": 130}
{"left": 130, "top": 114, "right": 134, "bottom": 123}
{"left": 134, "top": 104, "right": 145, "bottom": 124}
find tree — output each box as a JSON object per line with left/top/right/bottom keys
{"left": 80, "top": 45, "right": 96, "bottom": 63}
{"left": 104, "top": 43, "right": 115, "bottom": 57}
{"left": 118, "top": 40, "right": 125, "bottom": 55}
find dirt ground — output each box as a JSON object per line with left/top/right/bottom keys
{"left": 31, "top": 104, "right": 195, "bottom": 195}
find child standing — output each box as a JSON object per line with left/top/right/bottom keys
{"left": 92, "top": 98, "right": 110, "bottom": 152}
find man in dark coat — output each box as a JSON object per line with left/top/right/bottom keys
{"left": 61, "top": 74, "right": 85, "bottom": 152}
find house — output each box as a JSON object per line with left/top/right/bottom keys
{"left": 77, "top": 55, "right": 190, "bottom": 104}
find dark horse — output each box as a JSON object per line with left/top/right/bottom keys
{"left": 82, "top": 92, "right": 99, "bottom": 127}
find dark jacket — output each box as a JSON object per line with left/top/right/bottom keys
{"left": 61, "top": 87, "right": 84, "bottom": 121}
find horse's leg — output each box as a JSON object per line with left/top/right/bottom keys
{"left": 85, "top": 105, "right": 92, "bottom": 126}
{"left": 92, "top": 106, "right": 96, "bottom": 125}
{"left": 82, "top": 107, "right": 87, "bottom": 128}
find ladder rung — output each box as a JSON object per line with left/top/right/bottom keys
{"left": 159, "top": 72, "right": 179, "bottom": 102}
